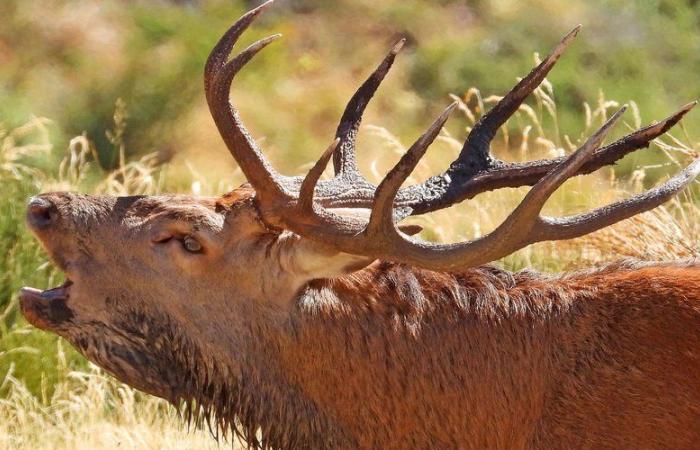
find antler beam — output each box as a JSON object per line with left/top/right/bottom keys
{"left": 207, "top": 2, "right": 700, "bottom": 271}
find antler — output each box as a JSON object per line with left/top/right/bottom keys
{"left": 203, "top": 1, "right": 292, "bottom": 204}
{"left": 206, "top": 2, "right": 700, "bottom": 271}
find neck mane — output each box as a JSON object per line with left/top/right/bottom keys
{"left": 173, "top": 259, "right": 692, "bottom": 448}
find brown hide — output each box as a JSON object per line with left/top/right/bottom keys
{"left": 231, "top": 261, "right": 700, "bottom": 448}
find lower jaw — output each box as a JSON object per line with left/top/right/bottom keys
{"left": 19, "top": 280, "right": 74, "bottom": 330}
{"left": 19, "top": 297, "right": 54, "bottom": 330}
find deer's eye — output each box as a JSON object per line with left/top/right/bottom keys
{"left": 182, "top": 235, "right": 203, "bottom": 253}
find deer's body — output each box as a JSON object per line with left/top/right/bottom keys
{"left": 19, "top": 3, "right": 700, "bottom": 449}
{"left": 209, "top": 261, "right": 700, "bottom": 449}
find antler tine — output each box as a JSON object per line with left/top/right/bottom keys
{"left": 310, "top": 28, "right": 695, "bottom": 218}
{"left": 538, "top": 157, "right": 700, "bottom": 240}
{"left": 352, "top": 107, "right": 626, "bottom": 270}
{"left": 367, "top": 102, "right": 458, "bottom": 235}
{"left": 585, "top": 101, "right": 696, "bottom": 169}
{"left": 298, "top": 138, "right": 340, "bottom": 214}
{"left": 399, "top": 101, "right": 697, "bottom": 215}
{"left": 206, "top": 4, "right": 294, "bottom": 200}
{"left": 494, "top": 106, "right": 627, "bottom": 235}
{"left": 214, "top": 35, "right": 282, "bottom": 91}
{"left": 311, "top": 25, "right": 587, "bottom": 212}
{"left": 333, "top": 38, "right": 406, "bottom": 176}
{"left": 455, "top": 25, "right": 581, "bottom": 175}
{"left": 351, "top": 107, "right": 629, "bottom": 269}
{"left": 288, "top": 106, "right": 636, "bottom": 270}
{"left": 204, "top": 0, "right": 275, "bottom": 91}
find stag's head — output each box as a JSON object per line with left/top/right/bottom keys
{"left": 19, "top": 0, "right": 700, "bottom": 406}
{"left": 19, "top": 184, "right": 379, "bottom": 400}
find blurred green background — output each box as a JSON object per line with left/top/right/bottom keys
{"left": 3, "top": 0, "right": 700, "bottom": 174}
{"left": 2, "top": 0, "right": 700, "bottom": 401}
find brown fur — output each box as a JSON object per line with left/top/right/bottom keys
{"left": 20, "top": 190, "right": 700, "bottom": 449}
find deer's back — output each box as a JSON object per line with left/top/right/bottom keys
{"left": 533, "top": 261, "right": 700, "bottom": 449}
{"left": 284, "top": 261, "right": 700, "bottom": 449}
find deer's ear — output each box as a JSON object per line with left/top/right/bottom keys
{"left": 279, "top": 233, "right": 375, "bottom": 281}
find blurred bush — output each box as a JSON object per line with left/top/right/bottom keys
{"left": 2, "top": 0, "right": 699, "bottom": 177}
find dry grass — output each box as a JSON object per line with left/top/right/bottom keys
{"left": 0, "top": 332, "right": 227, "bottom": 450}
{"left": 1, "top": 78, "right": 698, "bottom": 448}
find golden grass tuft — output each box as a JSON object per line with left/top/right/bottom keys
{"left": 0, "top": 332, "right": 226, "bottom": 450}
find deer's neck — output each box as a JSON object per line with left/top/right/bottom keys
{"left": 246, "top": 262, "right": 593, "bottom": 447}
{"left": 186, "top": 260, "right": 700, "bottom": 448}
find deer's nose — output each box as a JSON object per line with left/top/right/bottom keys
{"left": 27, "top": 196, "right": 58, "bottom": 230}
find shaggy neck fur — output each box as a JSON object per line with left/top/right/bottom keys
{"left": 79, "top": 259, "right": 700, "bottom": 449}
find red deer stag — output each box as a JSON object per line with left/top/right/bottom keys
{"left": 19, "top": 2, "right": 700, "bottom": 449}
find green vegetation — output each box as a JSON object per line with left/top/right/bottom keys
{"left": 1, "top": 0, "right": 699, "bottom": 448}
{"left": 3, "top": 0, "right": 700, "bottom": 174}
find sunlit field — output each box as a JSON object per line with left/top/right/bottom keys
{"left": 2, "top": 0, "right": 699, "bottom": 448}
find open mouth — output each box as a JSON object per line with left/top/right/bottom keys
{"left": 19, "top": 280, "right": 75, "bottom": 330}
{"left": 20, "top": 279, "right": 73, "bottom": 302}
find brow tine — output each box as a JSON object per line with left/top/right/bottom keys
{"left": 298, "top": 138, "right": 341, "bottom": 214}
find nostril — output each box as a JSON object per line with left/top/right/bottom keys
{"left": 27, "top": 197, "right": 57, "bottom": 229}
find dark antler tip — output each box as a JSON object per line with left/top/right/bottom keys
{"left": 563, "top": 24, "right": 582, "bottom": 41}
{"left": 249, "top": 33, "right": 283, "bottom": 53}
{"left": 605, "top": 105, "right": 627, "bottom": 125}
{"left": 552, "top": 24, "right": 582, "bottom": 58}
{"left": 660, "top": 101, "right": 697, "bottom": 125}
{"left": 259, "top": 0, "right": 276, "bottom": 10}
{"left": 662, "top": 101, "right": 697, "bottom": 125}
{"left": 436, "top": 101, "right": 459, "bottom": 125}
{"left": 583, "top": 106, "right": 626, "bottom": 148}
{"left": 245, "top": 0, "right": 275, "bottom": 20}
{"left": 391, "top": 38, "right": 407, "bottom": 55}
{"left": 429, "top": 102, "right": 458, "bottom": 134}
{"left": 682, "top": 100, "right": 698, "bottom": 112}
{"left": 654, "top": 101, "right": 697, "bottom": 132}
